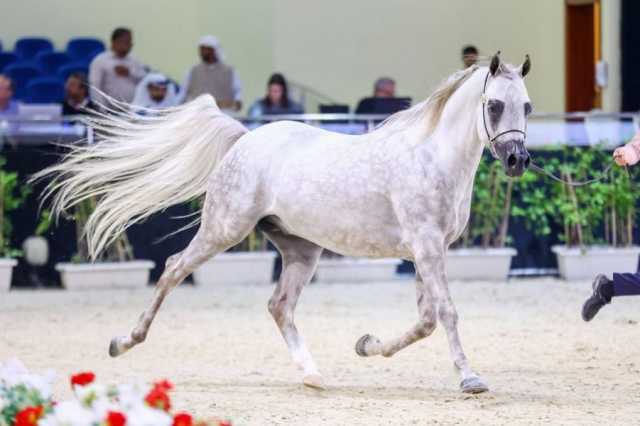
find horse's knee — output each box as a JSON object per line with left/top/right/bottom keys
{"left": 438, "top": 303, "right": 458, "bottom": 326}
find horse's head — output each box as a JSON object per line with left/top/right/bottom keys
{"left": 477, "top": 52, "right": 532, "bottom": 177}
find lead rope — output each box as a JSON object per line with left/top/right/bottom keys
{"left": 528, "top": 160, "right": 615, "bottom": 187}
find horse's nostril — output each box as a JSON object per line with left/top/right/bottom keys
{"left": 507, "top": 154, "right": 517, "bottom": 168}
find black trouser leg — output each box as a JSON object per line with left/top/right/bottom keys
{"left": 612, "top": 272, "right": 640, "bottom": 297}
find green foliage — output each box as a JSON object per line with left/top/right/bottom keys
{"left": 0, "top": 158, "right": 29, "bottom": 257}
{"left": 464, "top": 145, "right": 638, "bottom": 249}
{"left": 511, "top": 163, "right": 554, "bottom": 237}
{"left": 509, "top": 145, "right": 639, "bottom": 248}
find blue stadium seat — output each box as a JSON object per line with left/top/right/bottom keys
{"left": 0, "top": 53, "right": 18, "bottom": 73}
{"left": 66, "top": 38, "right": 105, "bottom": 62}
{"left": 57, "top": 62, "right": 89, "bottom": 82}
{"left": 15, "top": 37, "right": 54, "bottom": 60}
{"left": 25, "top": 77, "right": 65, "bottom": 104}
{"left": 3, "top": 63, "right": 42, "bottom": 100}
{"left": 35, "top": 51, "right": 72, "bottom": 75}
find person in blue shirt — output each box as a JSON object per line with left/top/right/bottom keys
{"left": 0, "top": 75, "right": 19, "bottom": 117}
{"left": 249, "top": 73, "right": 303, "bottom": 118}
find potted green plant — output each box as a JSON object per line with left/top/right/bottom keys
{"left": 54, "top": 197, "right": 155, "bottom": 290}
{"left": 192, "top": 229, "right": 277, "bottom": 285}
{"left": 0, "top": 159, "right": 29, "bottom": 291}
{"left": 447, "top": 158, "right": 517, "bottom": 280}
{"left": 548, "top": 146, "right": 640, "bottom": 280}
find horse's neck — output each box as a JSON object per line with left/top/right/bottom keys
{"left": 419, "top": 71, "right": 485, "bottom": 182}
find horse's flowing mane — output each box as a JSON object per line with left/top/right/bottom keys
{"left": 373, "top": 65, "right": 479, "bottom": 138}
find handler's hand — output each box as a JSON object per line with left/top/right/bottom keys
{"left": 614, "top": 147, "right": 628, "bottom": 166}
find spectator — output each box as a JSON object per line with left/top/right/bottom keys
{"left": 132, "top": 73, "right": 180, "bottom": 110}
{"left": 89, "top": 27, "right": 147, "bottom": 106}
{"left": 462, "top": 45, "right": 479, "bottom": 68}
{"left": 0, "top": 75, "right": 18, "bottom": 117}
{"left": 63, "top": 72, "right": 95, "bottom": 116}
{"left": 355, "top": 77, "right": 396, "bottom": 114}
{"left": 182, "top": 35, "right": 242, "bottom": 111}
{"left": 248, "top": 73, "right": 303, "bottom": 117}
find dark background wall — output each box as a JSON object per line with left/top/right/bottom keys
{"left": 621, "top": 0, "right": 640, "bottom": 111}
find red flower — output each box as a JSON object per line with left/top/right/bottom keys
{"left": 173, "top": 413, "right": 193, "bottom": 426}
{"left": 70, "top": 371, "right": 96, "bottom": 387}
{"left": 15, "top": 406, "right": 44, "bottom": 426}
{"left": 218, "top": 420, "right": 232, "bottom": 426}
{"left": 145, "top": 387, "right": 171, "bottom": 412}
{"left": 153, "top": 379, "right": 173, "bottom": 392}
{"left": 106, "top": 411, "right": 127, "bottom": 426}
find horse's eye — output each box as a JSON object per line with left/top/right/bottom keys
{"left": 524, "top": 102, "right": 533, "bottom": 116}
{"left": 487, "top": 100, "right": 504, "bottom": 116}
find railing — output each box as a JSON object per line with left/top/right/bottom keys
{"left": 1, "top": 112, "right": 639, "bottom": 147}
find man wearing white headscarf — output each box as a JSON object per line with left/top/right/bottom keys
{"left": 132, "top": 73, "right": 180, "bottom": 110}
{"left": 181, "top": 35, "right": 242, "bottom": 111}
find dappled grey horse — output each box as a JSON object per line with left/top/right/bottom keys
{"left": 37, "top": 52, "right": 532, "bottom": 393}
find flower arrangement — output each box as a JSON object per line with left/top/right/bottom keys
{"left": 0, "top": 360, "right": 230, "bottom": 426}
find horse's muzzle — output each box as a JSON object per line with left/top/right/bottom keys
{"left": 499, "top": 140, "right": 530, "bottom": 177}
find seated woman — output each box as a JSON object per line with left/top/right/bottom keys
{"left": 248, "top": 73, "right": 303, "bottom": 118}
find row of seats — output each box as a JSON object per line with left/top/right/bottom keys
{"left": 1, "top": 37, "right": 106, "bottom": 103}
{"left": 0, "top": 37, "right": 105, "bottom": 61}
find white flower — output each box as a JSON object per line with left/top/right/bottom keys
{"left": 0, "top": 395, "right": 5, "bottom": 412}
{"left": 126, "top": 404, "right": 172, "bottom": 426}
{"left": 39, "top": 400, "right": 97, "bottom": 426}
{"left": 115, "top": 382, "right": 149, "bottom": 410}
{"left": 0, "top": 359, "right": 55, "bottom": 399}
{"left": 0, "top": 358, "right": 28, "bottom": 383}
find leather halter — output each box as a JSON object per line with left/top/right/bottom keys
{"left": 481, "top": 71, "right": 527, "bottom": 158}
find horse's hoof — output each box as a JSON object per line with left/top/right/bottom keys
{"left": 109, "top": 337, "right": 124, "bottom": 358}
{"left": 355, "top": 334, "right": 381, "bottom": 357}
{"left": 460, "top": 376, "right": 489, "bottom": 394}
{"left": 303, "top": 374, "right": 326, "bottom": 390}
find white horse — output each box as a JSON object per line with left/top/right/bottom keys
{"left": 38, "top": 52, "right": 532, "bottom": 393}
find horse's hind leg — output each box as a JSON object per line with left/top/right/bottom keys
{"left": 109, "top": 190, "right": 260, "bottom": 357}
{"left": 260, "top": 221, "right": 324, "bottom": 389}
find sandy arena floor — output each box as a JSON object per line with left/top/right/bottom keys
{"left": 1, "top": 278, "right": 640, "bottom": 425}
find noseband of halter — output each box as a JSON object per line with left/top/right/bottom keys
{"left": 481, "top": 71, "right": 527, "bottom": 158}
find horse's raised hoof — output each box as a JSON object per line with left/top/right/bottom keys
{"left": 303, "top": 374, "right": 326, "bottom": 390}
{"left": 460, "top": 376, "right": 489, "bottom": 394}
{"left": 355, "top": 334, "right": 382, "bottom": 357}
{"left": 109, "top": 337, "right": 125, "bottom": 358}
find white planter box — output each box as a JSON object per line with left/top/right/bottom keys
{"left": 552, "top": 245, "right": 640, "bottom": 280}
{"left": 193, "top": 251, "right": 277, "bottom": 285}
{"left": 0, "top": 258, "right": 18, "bottom": 291}
{"left": 56, "top": 260, "right": 155, "bottom": 290}
{"left": 446, "top": 248, "right": 517, "bottom": 281}
{"left": 316, "top": 258, "right": 402, "bottom": 283}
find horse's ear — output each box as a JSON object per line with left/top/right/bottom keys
{"left": 490, "top": 51, "right": 501, "bottom": 76}
{"left": 520, "top": 54, "right": 531, "bottom": 78}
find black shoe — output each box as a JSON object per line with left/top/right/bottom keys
{"left": 582, "top": 274, "right": 612, "bottom": 322}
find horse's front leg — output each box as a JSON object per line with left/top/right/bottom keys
{"left": 431, "top": 259, "right": 488, "bottom": 394}
{"left": 355, "top": 242, "right": 488, "bottom": 393}
{"left": 355, "top": 269, "right": 437, "bottom": 358}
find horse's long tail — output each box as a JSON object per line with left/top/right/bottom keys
{"left": 33, "top": 94, "right": 248, "bottom": 260}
